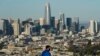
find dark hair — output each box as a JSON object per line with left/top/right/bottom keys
{"left": 46, "top": 45, "right": 51, "bottom": 49}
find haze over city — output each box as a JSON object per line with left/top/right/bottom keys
{"left": 1, "top": 0, "right": 100, "bottom": 56}
{"left": 0, "top": 0, "right": 100, "bottom": 23}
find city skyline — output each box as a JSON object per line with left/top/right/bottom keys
{"left": 0, "top": 0, "right": 100, "bottom": 23}
{"left": 1, "top": 1, "right": 100, "bottom": 56}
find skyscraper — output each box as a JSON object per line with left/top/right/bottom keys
{"left": 74, "top": 17, "right": 79, "bottom": 33}
{"left": 66, "top": 17, "right": 72, "bottom": 30}
{"left": 55, "top": 19, "right": 59, "bottom": 29}
{"left": 3, "top": 19, "right": 13, "bottom": 35}
{"left": 0, "top": 19, "right": 4, "bottom": 35}
{"left": 12, "top": 19, "right": 20, "bottom": 36}
{"left": 60, "top": 13, "right": 66, "bottom": 29}
{"left": 59, "top": 19, "right": 63, "bottom": 32}
{"left": 44, "top": 3, "right": 51, "bottom": 25}
{"left": 39, "top": 18, "right": 45, "bottom": 26}
{"left": 71, "top": 17, "right": 79, "bottom": 33}
{"left": 50, "top": 17, "right": 55, "bottom": 28}
{"left": 24, "top": 23, "right": 31, "bottom": 35}
{"left": 89, "top": 20, "right": 98, "bottom": 35}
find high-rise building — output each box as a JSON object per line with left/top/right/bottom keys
{"left": 12, "top": 19, "right": 20, "bottom": 36}
{"left": 80, "top": 26, "right": 85, "bottom": 32}
{"left": 74, "top": 17, "right": 79, "bottom": 33}
{"left": 54, "top": 19, "right": 60, "bottom": 34}
{"left": 55, "top": 19, "right": 59, "bottom": 29}
{"left": 59, "top": 20, "right": 63, "bottom": 32}
{"left": 39, "top": 18, "right": 45, "bottom": 26}
{"left": 60, "top": 13, "right": 66, "bottom": 29}
{"left": 89, "top": 20, "right": 98, "bottom": 35}
{"left": 0, "top": 19, "right": 13, "bottom": 35}
{"left": 50, "top": 17, "right": 55, "bottom": 28}
{"left": 21, "top": 18, "right": 33, "bottom": 33}
{"left": 3, "top": 19, "right": 13, "bottom": 35}
{"left": 24, "top": 23, "right": 31, "bottom": 35}
{"left": 66, "top": 17, "right": 72, "bottom": 30}
{"left": 95, "top": 21, "right": 98, "bottom": 33}
{"left": 44, "top": 3, "right": 51, "bottom": 25}
{"left": 0, "top": 19, "right": 4, "bottom": 35}
{"left": 98, "top": 22, "right": 100, "bottom": 32}
{"left": 71, "top": 17, "right": 79, "bottom": 33}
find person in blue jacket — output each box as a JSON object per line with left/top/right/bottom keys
{"left": 41, "top": 45, "right": 51, "bottom": 56}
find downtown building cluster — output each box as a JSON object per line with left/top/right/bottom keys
{"left": 0, "top": 3, "right": 80, "bottom": 36}
{"left": 0, "top": 3, "right": 100, "bottom": 56}
{"left": 0, "top": 3, "right": 99, "bottom": 36}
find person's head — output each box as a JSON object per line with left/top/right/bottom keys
{"left": 45, "top": 45, "right": 51, "bottom": 51}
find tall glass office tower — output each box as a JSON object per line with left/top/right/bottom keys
{"left": 45, "top": 3, "right": 51, "bottom": 25}
{"left": 89, "top": 20, "right": 98, "bottom": 35}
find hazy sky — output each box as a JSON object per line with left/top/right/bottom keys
{"left": 0, "top": 0, "right": 100, "bottom": 22}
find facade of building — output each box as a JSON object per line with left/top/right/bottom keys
{"left": 50, "top": 17, "right": 55, "bottom": 28}
{"left": 71, "top": 17, "right": 79, "bottom": 33}
{"left": 39, "top": 18, "right": 45, "bottom": 26}
{"left": 12, "top": 19, "right": 20, "bottom": 36}
{"left": 44, "top": 3, "right": 51, "bottom": 25}
{"left": 55, "top": 19, "right": 59, "bottom": 29}
{"left": 24, "top": 23, "right": 31, "bottom": 35}
{"left": 60, "top": 13, "right": 66, "bottom": 29}
{"left": 3, "top": 19, "right": 13, "bottom": 35}
{"left": 0, "top": 19, "right": 4, "bottom": 35}
{"left": 66, "top": 17, "right": 72, "bottom": 31}
{"left": 89, "top": 20, "right": 98, "bottom": 35}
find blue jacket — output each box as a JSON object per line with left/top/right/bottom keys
{"left": 41, "top": 50, "right": 51, "bottom": 56}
